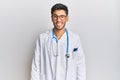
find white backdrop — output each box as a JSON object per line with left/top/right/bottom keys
{"left": 0, "top": 0, "right": 119, "bottom": 80}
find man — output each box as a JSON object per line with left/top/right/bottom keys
{"left": 30, "top": 3, "right": 86, "bottom": 80}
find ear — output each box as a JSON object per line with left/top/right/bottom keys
{"left": 66, "top": 16, "right": 69, "bottom": 22}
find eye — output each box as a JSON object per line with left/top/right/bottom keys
{"left": 52, "top": 15, "right": 57, "bottom": 18}
{"left": 60, "top": 15, "right": 65, "bottom": 18}
{"left": 52, "top": 14, "right": 67, "bottom": 20}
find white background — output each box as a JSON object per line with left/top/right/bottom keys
{"left": 0, "top": 0, "right": 119, "bottom": 80}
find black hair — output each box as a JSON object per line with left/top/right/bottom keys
{"left": 51, "top": 3, "right": 68, "bottom": 16}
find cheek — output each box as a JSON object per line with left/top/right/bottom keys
{"left": 53, "top": 21, "right": 56, "bottom": 24}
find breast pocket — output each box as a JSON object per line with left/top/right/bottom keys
{"left": 67, "top": 52, "right": 77, "bottom": 64}
{"left": 67, "top": 48, "right": 79, "bottom": 70}
{"left": 71, "top": 47, "right": 79, "bottom": 59}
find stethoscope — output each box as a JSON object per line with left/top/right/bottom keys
{"left": 52, "top": 28, "right": 70, "bottom": 58}
{"left": 51, "top": 28, "right": 69, "bottom": 80}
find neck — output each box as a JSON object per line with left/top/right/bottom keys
{"left": 54, "top": 28, "right": 66, "bottom": 40}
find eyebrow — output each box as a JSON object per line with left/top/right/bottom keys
{"left": 52, "top": 14, "right": 67, "bottom": 16}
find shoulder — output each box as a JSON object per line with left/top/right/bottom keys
{"left": 38, "top": 29, "right": 52, "bottom": 41}
{"left": 67, "top": 29, "right": 80, "bottom": 40}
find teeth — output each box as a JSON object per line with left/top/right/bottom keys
{"left": 57, "top": 23, "right": 62, "bottom": 26}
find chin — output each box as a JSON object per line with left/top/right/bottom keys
{"left": 55, "top": 24, "right": 65, "bottom": 29}
{"left": 56, "top": 26, "right": 65, "bottom": 30}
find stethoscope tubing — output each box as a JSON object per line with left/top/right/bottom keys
{"left": 52, "top": 28, "right": 69, "bottom": 55}
{"left": 52, "top": 28, "right": 69, "bottom": 80}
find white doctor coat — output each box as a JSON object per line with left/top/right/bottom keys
{"left": 30, "top": 29, "right": 86, "bottom": 80}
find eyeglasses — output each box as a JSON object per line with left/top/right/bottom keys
{"left": 52, "top": 15, "right": 67, "bottom": 20}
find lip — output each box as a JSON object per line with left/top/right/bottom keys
{"left": 56, "top": 22, "right": 62, "bottom": 26}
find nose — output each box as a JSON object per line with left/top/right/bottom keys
{"left": 56, "top": 17, "right": 61, "bottom": 21}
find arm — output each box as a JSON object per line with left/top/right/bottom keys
{"left": 76, "top": 37, "right": 86, "bottom": 80}
{"left": 30, "top": 38, "right": 41, "bottom": 80}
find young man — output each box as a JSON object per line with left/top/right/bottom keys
{"left": 30, "top": 3, "right": 86, "bottom": 80}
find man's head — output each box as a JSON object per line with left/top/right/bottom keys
{"left": 51, "top": 3, "right": 69, "bottom": 30}
{"left": 51, "top": 3, "right": 68, "bottom": 16}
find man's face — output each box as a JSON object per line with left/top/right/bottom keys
{"left": 52, "top": 10, "right": 68, "bottom": 30}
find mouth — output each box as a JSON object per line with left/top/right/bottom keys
{"left": 56, "top": 22, "right": 62, "bottom": 27}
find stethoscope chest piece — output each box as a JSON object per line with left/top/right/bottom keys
{"left": 65, "top": 53, "right": 70, "bottom": 58}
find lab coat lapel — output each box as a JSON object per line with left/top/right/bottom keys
{"left": 47, "top": 29, "right": 56, "bottom": 79}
